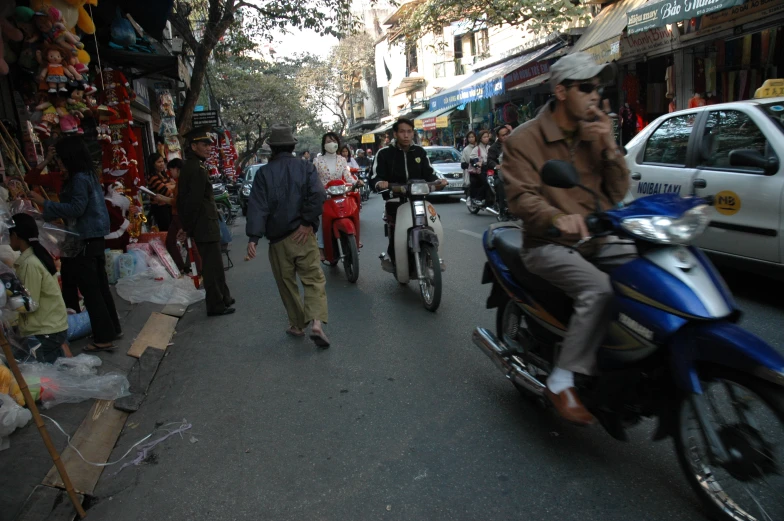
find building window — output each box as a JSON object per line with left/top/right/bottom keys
{"left": 475, "top": 29, "right": 489, "bottom": 58}
{"left": 406, "top": 44, "right": 418, "bottom": 75}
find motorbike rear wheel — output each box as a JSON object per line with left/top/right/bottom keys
{"left": 340, "top": 234, "right": 359, "bottom": 283}
{"left": 465, "top": 196, "right": 481, "bottom": 215}
{"left": 419, "top": 243, "right": 442, "bottom": 312}
{"left": 674, "top": 367, "right": 784, "bottom": 521}
{"left": 218, "top": 202, "right": 233, "bottom": 225}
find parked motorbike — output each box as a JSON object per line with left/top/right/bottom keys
{"left": 380, "top": 180, "right": 446, "bottom": 312}
{"left": 322, "top": 179, "right": 361, "bottom": 283}
{"left": 474, "top": 160, "right": 784, "bottom": 521}
{"left": 212, "top": 183, "right": 234, "bottom": 225}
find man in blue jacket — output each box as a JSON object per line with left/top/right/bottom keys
{"left": 245, "top": 124, "right": 330, "bottom": 347}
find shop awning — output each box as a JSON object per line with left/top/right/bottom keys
{"left": 573, "top": 0, "right": 648, "bottom": 63}
{"left": 369, "top": 120, "right": 395, "bottom": 134}
{"left": 85, "top": 41, "right": 179, "bottom": 79}
{"left": 428, "top": 43, "right": 563, "bottom": 111}
{"left": 627, "top": 0, "right": 745, "bottom": 35}
{"left": 414, "top": 107, "right": 455, "bottom": 130}
{"left": 508, "top": 72, "right": 551, "bottom": 92}
{"left": 393, "top": 77, "right": 426, "bottom": 96}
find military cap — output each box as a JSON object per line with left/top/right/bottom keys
{"left": 183, "top": 125, "right": 215, "bottom": 143}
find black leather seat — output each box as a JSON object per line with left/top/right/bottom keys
{"left": 491, "top": 228, "right": 574, "bottom": 326}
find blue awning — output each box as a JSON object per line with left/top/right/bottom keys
{"left": 428, "top": 43, "right": 563, "bottom": 111}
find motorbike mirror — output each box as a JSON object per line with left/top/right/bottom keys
{"left": 541, "top": 160, "right": 580, "bottom": 189}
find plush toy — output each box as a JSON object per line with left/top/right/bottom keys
{"left": 37, "top": 44, "right": 73, "bottom": 93}
{"left": 0, "top": 1, "right": 25, "bottom": 75}
{"left": 0, "top": 364, "right": 24, "bottom": 406}
{"left": 56, "top": 97, "right": 80, "bottom": 134}
{"left": 0, "top": 270, "right": 39, "bottom": 314}
{"left": 32, "top": 7, "right": 83, "bottom": 57}
{"left": 31, "top": 0, "right": 96, "bottom": 70}
{"left": 33, "top": 99, "right": 59, "bottom": 137}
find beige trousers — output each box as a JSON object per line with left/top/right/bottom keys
{"left": 268, "top": 234, "right": 329, "bottom": 329}
{"left": 521, "top": 237, "right": 636, "bottom": 375}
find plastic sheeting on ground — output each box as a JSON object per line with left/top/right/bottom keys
{"left": 17, "top": 359, "right": 130, "bottom": 409}
{"left": 115, "top": 267, "right": 205, "bottom": 306}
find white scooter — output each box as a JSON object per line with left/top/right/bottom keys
{"left": 380, "top": 180, "right": 445, "bottom": 312}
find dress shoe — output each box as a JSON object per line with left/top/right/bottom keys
{"left": 207, "top": 307, "right": 236, "bottom": 317}
{"left": 227, "top": 298, "right": 236, "bottom": 306}
{"left": 545, "top": 387, "right": 596, "bottom": 426}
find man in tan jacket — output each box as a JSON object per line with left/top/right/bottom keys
{"left": 503, "top": 53, "right": 633, "bottom": 425}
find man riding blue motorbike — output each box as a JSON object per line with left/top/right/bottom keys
{"left": 502, "top": 52, "right": 632, "bottom": 425}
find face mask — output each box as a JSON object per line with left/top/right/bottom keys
{"left": 324, "top": 142, "right": 339, "bottom": 154}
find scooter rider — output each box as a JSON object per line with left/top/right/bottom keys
{"left": 502, "top": 53, "right": 634, "bottom": 426}
{"left": 373, "top": 118, "right": 447, "bottom": 268}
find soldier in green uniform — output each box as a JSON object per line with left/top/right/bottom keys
{"left": 177, "top": 126, "right": 235, "bottom": 316}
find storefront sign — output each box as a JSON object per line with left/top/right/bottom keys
{"left": 429, "top": 77, "right": 505, "bottom": 111}
{"left": 585, "top": 36, "right": 621, "bottom": 64}
{"left": 361, "top": 133, "right": 375, "bottom": 144}
{"left": 681, "top": 0, "right": 784, "bottom": 40}
{"left": 192, "top": 110, "right": 219, "bottom": 128}
{"left": 627, "top": 0, "right": 746, "bottom": 34}
{"left": 504, "top": 60, "right": 551, "bottom": 90}
{"left": 620, "top": 26, "right": 679, "bottom": 60}
{"left": 435, "top": 116, "right": 449, "bottom": 128}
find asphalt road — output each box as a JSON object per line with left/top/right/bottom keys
{"left": 87, "top": 195, "right": 784, "bottom": 521}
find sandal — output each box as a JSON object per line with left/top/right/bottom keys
{"left": 286, "top": 327, "right": 305, "bottom": 337}
{"left": 84, "top": 343, "right": 115, "bottom": 352}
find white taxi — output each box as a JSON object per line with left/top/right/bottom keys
{"left": 625, "top": 79, "right": 784, "bottom": 277}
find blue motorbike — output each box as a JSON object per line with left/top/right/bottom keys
{"left": 474, "top": 160, "right": 784, "bottom": 521}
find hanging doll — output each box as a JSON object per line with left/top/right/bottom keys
{"left": 95, "top": 104, "right": 116, "bottom": 142}
{"left": 33, "top": 98, "right": 58, "bottom": 138}
{"left": 37, "top": 45, "right": 73, "bottom": 93}
{"left": 56, "top": 97, "right": 81, "bottom": 134}
{"left": 31, "top": 7, "right": 83, "bottom": 57}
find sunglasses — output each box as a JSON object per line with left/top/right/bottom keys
{"left": 568, "top": 82, "right": 604, "bottom": 95}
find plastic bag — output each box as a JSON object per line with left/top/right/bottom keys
{"left": 66, "top": 310, "right": 92, "bottom": 341}
{"left": 105, "top": 250, "right": 122, "bottom": 284}
{"left": 9, "top": 199, "right": 81, "bottom": 258}
{"left": 116, "top": 268, "right": 205, "bottom": 305}
{"left": 127, "top": 248, "right": 151, "bottom": 274}
{"left": 0, "top": 392, "right": 32, "bottom": 451}
{"left": 219, "top": 215, "right": 232, "bottom": 245}
{"left": 18, "top": 361, "right": 130, "bottom": 409}
{"left": 54, "top": 353, "right": 101, "bottom": 376}
{"left": 118, "top": 253, "right": 135, "bottom": 279}
{"left": 0, "top": 364, "right": 23, "bottom": 405}
{"left": 0, "top": 262, "right": 38, "bottom": 316}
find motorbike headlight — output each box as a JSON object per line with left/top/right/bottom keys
{"left": 327, "top": 185, "right": 347, "bottom": 196}
{"left": 409, "top": 182, "right": 430, "bottom": 195}
{"left": 621, "top": 205, "right": 710, "bottom": 245}
{"left": 242, "top": 186, "right": 251, "bottom": 196}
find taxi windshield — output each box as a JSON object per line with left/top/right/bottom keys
{"left": 759, "top": 102, "right": 784, "bottom": 134}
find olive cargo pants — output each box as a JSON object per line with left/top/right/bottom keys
{"left": 268, "top": 234, "right": 329, "bottom": 329}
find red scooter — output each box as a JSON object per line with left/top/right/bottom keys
{"left": 322, "top": 179, "right": 361, "bottom": 283}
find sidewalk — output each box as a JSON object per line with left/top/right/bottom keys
{"left": 0, "top": 289, "right": 168, "bottom": 521}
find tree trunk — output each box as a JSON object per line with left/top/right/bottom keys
{"left": 177, "top": 42, "right": 213, "bottom": 136}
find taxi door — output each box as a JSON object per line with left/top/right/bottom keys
{"left": 627, "top": 111, "right": 705, "bottom": 201}
{"left": 691, "top": 106, "right": 783, "bottom": 263}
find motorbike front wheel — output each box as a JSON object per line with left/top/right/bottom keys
{"left": 340, "top": 234, "right": 359, "bottom": 283}
{"left": 419, "top": 243, "right": 442, "bottom": 312}
{"left": 674, "top": 367, "right": 784, "bottom": 521}
{"left": 465, "top": 196, "right": 480, "bottom": 215}
{"left": 218, "top": 202, "right": 233, "bottom": 224}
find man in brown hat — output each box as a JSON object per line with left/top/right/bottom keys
{"left": 245, "top": 124, "right": 330, "bottom": 347}
{"left": 502, "top": 52, "right": 633, "bottom": 426}
{"left": 177, "top": 126, "right": 235, "bottom": 316}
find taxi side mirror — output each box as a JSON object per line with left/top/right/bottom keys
{"left": 729, "top": 149, "right": 779, "bottom": 175}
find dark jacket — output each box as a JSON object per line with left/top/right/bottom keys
{"left": 177, "top": 154, "right": 220, "bottom": 243}
{"left": 372, "top": 143, "right": 437, "bottom": 189}
{"left": 245, "top": 153, "right": 326, "bottom": 244}
{"left": 43, "top": 171, "right": 110, "bottom": 239}
{"left": 487, "top": 140, "right": 503, "bottom": 172}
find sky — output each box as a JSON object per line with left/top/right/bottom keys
{"left": 270, "top": 28, "right": 338, "bottom": 60}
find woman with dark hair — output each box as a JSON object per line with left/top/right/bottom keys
{"left": 339, "top": 144, "right": 360, "bottom": 170}
{"left": 469, "top": 130, "right": 492, "bottom": 204}
{"left": 313, "top": 132, "right": 357, "bottom": 260}
{"left": 147, "top": 152, "right": 175, "bottom": 231}
{"left": 29, "top": 135, "right": 121, "bottom": 352}
{"left": 461, "top": 131, "right": 477, "bottom": 186}
{"left": 10, "top": 213, "right": 69, "bottom": 362}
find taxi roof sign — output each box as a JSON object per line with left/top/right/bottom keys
{"left": 754, "top": 79, "right": 784, "bottom": 99}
